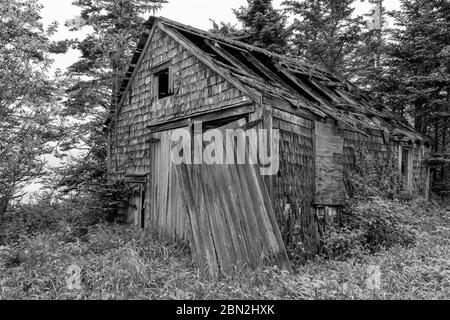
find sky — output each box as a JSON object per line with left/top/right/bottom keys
{"left": 39, "top": 0, "right": 401, "bottom": 73}
{"left": 40, "top": 0, "right": 271, "bottom": 73}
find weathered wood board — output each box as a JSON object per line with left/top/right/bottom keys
{"left": 272, "top": 114, "right": 320, "bottom": 259}
{"left": 314, "top": 121, "right": 345, "bottom": 205}
{"left": 174, "top": 119, "right": 291, "bottom": 278}
{"left": 149, "top": 129, "right": 188, "bottom": 242}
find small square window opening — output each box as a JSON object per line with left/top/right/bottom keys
{"left": 155, "top": 68, "right": 172, "bottom": 100}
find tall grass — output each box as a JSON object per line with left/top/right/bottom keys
{"left": 0, "top": 198, "right": 448, "bottom": 300}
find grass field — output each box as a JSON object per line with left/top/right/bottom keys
{"left": 0, "top": 199, "right": 448, "bottom": 300}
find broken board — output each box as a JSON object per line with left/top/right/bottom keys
{"left": 174, "top": 118, "right": 291, "bottom": 278}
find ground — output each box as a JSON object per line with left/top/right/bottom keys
{"left": 0, "top": 199, "right": 448, "bottom": 300}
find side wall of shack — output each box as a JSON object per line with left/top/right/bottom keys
{"left": 314, "top": 122, "right": 430, "bottom": 225}
{"left": 342, "top": 129, "right": 429, "bottom": 197}
{"left": 264, "top": 107, "right": 321, "bottom": 260}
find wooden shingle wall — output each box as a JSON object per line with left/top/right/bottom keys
{"left": 271, "top": 115, "right": 320, "bottom": 259}
{"left": 112, "top": 27, "right": 252, "bottom": 177}
{"left": 343, "top": 129, "right": 429, "bottom": 196}
{"left": 315, "top": 122, "right": 346, "bottom": 205}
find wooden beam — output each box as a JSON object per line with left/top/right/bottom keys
{"left": 262, "top": 95, "right": 318, "bottom": 121}
{"left": 149, "top": 118, "right": 192, "bottom": 134}
{"left": 310, "top": 79, "right": 345, "bottom": 104}
{"left": 242, "top": 51, "right": 280, "bottom": 83}
{"left": 278, "top": 67, "right": 330, "bottom": 107}
{"left": 203, "top": 39, "right": 255, "bottom": 77}
{"left": 272, "top": 108, "right": 314, "bottom": 129}
{"left": 147, "top": 101, "right": 255, "bottom": 133}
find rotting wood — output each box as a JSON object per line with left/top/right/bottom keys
{"left": 204, "top": 39, "right": 256, "bottom": 77}
{"left": 147, "top": 101, "right": 255, "bottom": 132}
{"left": 175, "top": 119, "right": 291, "bottom": 278}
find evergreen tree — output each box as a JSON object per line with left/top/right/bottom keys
{"left": 283, "top": 0, "right": 366, "bottom": 78}
{"left": 0, "top": 0, "right": 61, "bottom": 214}
{"left": 367, "top": 0, "right": 449, "bottom": 194}
{"left": 211, "top": 0, "right": 290, "bottom": 54}
{"left": 375, "top": 0, "right": 449, "bottom": 152}
{"left": 54, "top": 1, "right": 166, "bottom": 198}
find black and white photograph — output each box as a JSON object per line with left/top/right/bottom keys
{"left": 0, "top": 0, "right": 449, "bottom": 304}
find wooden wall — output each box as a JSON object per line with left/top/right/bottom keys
{"left": 314, "top": 121, "right": 346, "bottom": 205}
{"left": 111, "top": 26, "right": 252, "bottom": 178}
{"left": 270, "top": 109, "right": 320, "bottom": 259}
{"left": 342, "top": 129, "right": 429, "bottom": 197}
{"left": 148, "top": 129, "right": 187, "bottom": 242}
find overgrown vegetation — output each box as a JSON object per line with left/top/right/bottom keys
{"left": 0, "top": 196, "right": 448, "bottom": 300}
{"left": 1, "top": 145, "right": 447, "bottom": 299}
{"left": 345, "top": 147, "right": 404, "bottom": 201}
{"left": 320, "top": 146, "right": 427, "bottom": 261}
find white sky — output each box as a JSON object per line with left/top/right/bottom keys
{"left": 39, "top": 0, "right": 400, "bottom": 73}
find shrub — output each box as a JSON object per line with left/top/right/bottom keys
{"left": 320, "top": 226, "right": 367, "bottom": 260}
{"left": 321, "top": 145, "right": 418, "bottom": 260}
{"left": 320, "top": 199, "right": 418, "bottom": 260}
{"left": 345, "top": 199, "right": 417, "bottom": 251}
{"left": 0, "top": 195, "right": 78, "bottom": 245}
{"left": 345, "top": 146, "right": 403, "bottom": 201}
{"left": 77, "top": 180, "right": 133, "bottom": 226}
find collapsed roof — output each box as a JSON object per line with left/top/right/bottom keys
{"left": 116, "top": 16, "right": 430, "bottom": 145}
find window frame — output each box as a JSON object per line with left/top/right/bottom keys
{"left": 150, "top": 60, "right": 173, "bottom": 101}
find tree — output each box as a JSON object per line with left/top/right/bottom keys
{"left": 211, "top": 0, "right": 290, "bottom": 54}
{"left": 53, "top": 1, "right": 166, "bottom": 211}
{"left": 376, "top": 0, "right": 449, "bottom": 147}
{"left": 0, "top": 0, "right": 61, "bottom": 215}
{"left": 373, "top": 0, "right": 450, "bottom": 191}
{"left": 283, "top": 0, "right": 367, "bottom": 78}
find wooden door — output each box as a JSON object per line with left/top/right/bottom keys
{"left": 174, "top": 118, "right": 291, "bottom": 278}
{"left": 149, "top": 128, "right": 187, "bottom": 242}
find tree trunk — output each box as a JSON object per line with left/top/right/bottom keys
{"left": 0, "top": 196, "right": 9, "bottom": 217}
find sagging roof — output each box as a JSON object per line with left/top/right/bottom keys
{"left": 116, "top": 16, "right": 430, "bottom": 144}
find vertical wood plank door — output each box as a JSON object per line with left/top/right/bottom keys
{"left": 149, "top": 129, "right": 187, "bottom": 242}
{"left": 174, "top": 119, "right": 291, "bottom": 279}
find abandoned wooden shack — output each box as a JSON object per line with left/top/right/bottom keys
{"left": 107, "top": 17, "right": 431, "bottom": 276}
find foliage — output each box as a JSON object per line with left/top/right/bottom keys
{"left": 51, "top": 0, "right": 166, "bottom": 222}
{"left": 0, "top": 195, "right": 81, "bottom": 246}
{"left": 211, "top": 0, "right": 290, "bottom": 54}
{"left": 282, "top": 0, "right": 369, "bottom": 78}
{"left": 0, "top": 0, "right": 62, "bottom": 215}
{"left": 0, "top": 198, "right": 447, "bottom": 300}
{"left": 321, "top": 199, "right": 418, "bottom": 261}
{"left": 374, "top": 0, "right": 449, "bottom": 146}
{"left": 345, "top": 146, "right": 404, "bottom": 201}
{"left": 63, "top": 0, "right": 166, "bottom": 120}
{"left": 370, "top": 0, "right": 450, "bottom": 193}
{"left": 322, "top": 144, "right": 417, "bottom": 261}
{"left": 78, "top": 180, "right": 133, "bottom": 226}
